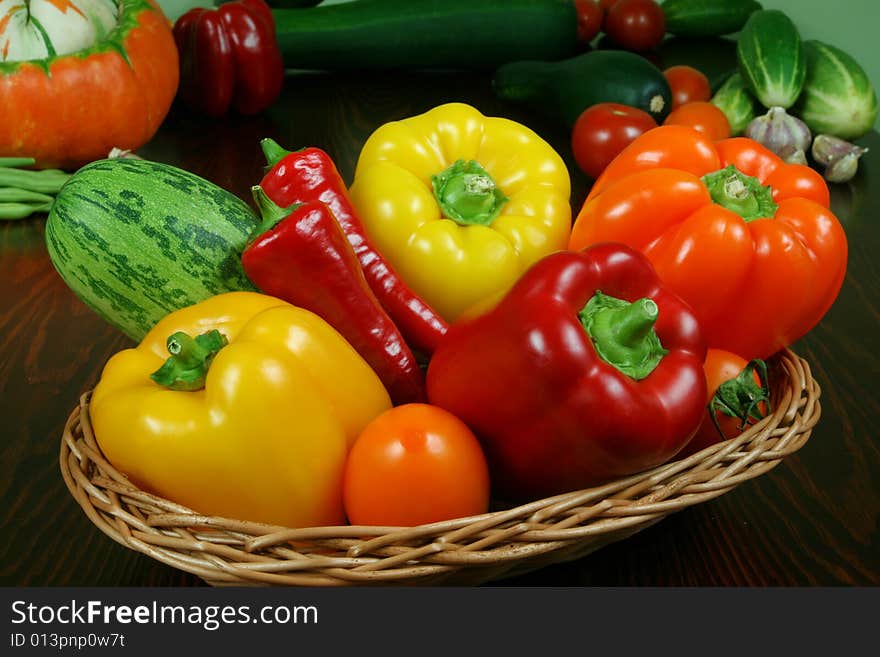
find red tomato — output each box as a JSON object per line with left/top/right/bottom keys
{"left": 599, "top": 0, "right": 621, "bottom": 11}
{"left": 571, "top": 103, "right": 658, "bottom": 179}
{"left": 604, "top": 0, "right": 666, "bottom": 52}
{"left": 575, "top": 0, "right": 604, "bottom": 44}
{"left": 680, "top": 349, "right": 770, "bottom": 457}
{"left": 663, "top": 65, "right": 712, "bottom": 109}
{"left": 663, "top": 101, "right": 731, "bottom": 141}
{"left": 343, "top": 404, "right": 490, "bottom": 527}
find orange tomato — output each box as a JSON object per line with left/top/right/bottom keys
{"left": 663, "top": 65, "right": 712, "bottom": 109}
{"left": 343, "top": 404, "right": 490, "bottom": 527}
{"left": 664, "top": 101, "right": 732, "bottom": 141}
{"left": 680, "top": 349, "right": 770, "bottom": 457}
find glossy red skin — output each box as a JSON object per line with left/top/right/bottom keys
{"left": 173, "top": 0, "right": 283, "bottom": 117}
{"left": 241, "top": 199, "right": 426, "bottom": 405}
{"left": 571, "top": 103, "right": 658, "bottom": 179}
{"left": 426, "top": 243, "right": 707, "bottom": 500}
{"left": 260, "top": 146, "right": 449, "bottom": 355}
{"left": 663, "top": 65, "right": 712, "bottom": 109}
{"left": 604, "top": 0, "right": 666, "bottom": 52}
{"left": 574, "top": 0, "right": 604, "bottom": 43}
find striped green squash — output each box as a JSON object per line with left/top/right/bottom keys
{"left": 795, "top": 40, "right": 878, "bottom": 140}
{"left": 737, "top": 9, "right": 806, "bottom": 109}
{"left": 46, "top": 158, "right": 258, "bottom": 342}
{"left": 711, "top": 72, "right": 758, "bottom": 136}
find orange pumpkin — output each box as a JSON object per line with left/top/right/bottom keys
{"left": 0, "top": 0, "right": 179, "bottom": 169}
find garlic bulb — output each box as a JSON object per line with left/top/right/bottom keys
{"left": 812, "top": 134, "right": 868, "bottom": 183}
{"left": 745, "top": 107, "right": 812, "bottom": 157}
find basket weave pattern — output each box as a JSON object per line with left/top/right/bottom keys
{"left": 60, "top": 349, "right": 820, "bottom": 586}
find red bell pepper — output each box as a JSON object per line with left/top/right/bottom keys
{"left": 242, "top": 187, "right": 426, "bottom": 406}
{"left": 173, "top": 0, "right": 284, "bottom": 117}
{"left": 426, "top": 242, "right": 708, "bottom": 500}
{"left": 259, "top": 138, "right": 449, "bottom": 355}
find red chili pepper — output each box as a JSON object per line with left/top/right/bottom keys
{"left": 173, "top": 0, "right": 284, "bottom": 117}
{"left": 426, "top": 243, "right": 708, "bottom": 500}
{"left": 242, "top": 187, "right": 426, "bottom": 406}
{"left": 259, "top": 138, "right": 449, "bottom": 355}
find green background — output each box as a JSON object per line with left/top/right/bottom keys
{"left": 156, "top": 0, "right": 879, "bottom": 129}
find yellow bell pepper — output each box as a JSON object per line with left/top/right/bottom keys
{"left": 349, "top": 102, "right": 572, "bottom": 321}
{"left": 90, "top": 292, "right": 392, "bottom": 528}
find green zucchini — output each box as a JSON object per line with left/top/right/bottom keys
{"left": 492, "top": 50, "right": 673, "bottom": 127}
{"left": 662, "top": 0, "right": 762, "bottom": 37}
{"left": 737, "top": 9, "right": 806, "bottom": 109}
{"left": 710, "top": 72, "right": 758, "bottom": 135}
{"left": 794, "top": 40, "right": 878, "bottom": 140}
{"left": 272, "top": 0, "right": 578, "bottom": 71}
{"left": 45, "top": 158, "right": 258, "bottom": 342}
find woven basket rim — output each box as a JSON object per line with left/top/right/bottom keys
{"left": 59, "top": 348, "right": 821, "bottom": 586}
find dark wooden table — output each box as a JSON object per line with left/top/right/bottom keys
{"left": 2, "top": 56, "right": 878, "bottom": 586}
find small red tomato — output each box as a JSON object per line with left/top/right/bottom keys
{"left": 680, "top": 349, "right": 770, "bottom": 457}
{"left": 663, "top": 65, "right": 712, "bottom": 109}
{"left": 571, "top": 103, "right": 657, "bottom": 179}
{"left": 343, "top": 404, "right": 490, "bottom": 527}
{"left": 575, "top": 0, "right": 604, "bottom": 44}
{"left": 604, "top": 0, "right": 666, "bottom": 52}
{"left": 663, "top": 101, "right": 731, "bottom": 140}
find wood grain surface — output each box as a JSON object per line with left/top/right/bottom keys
{"left": 1, "top": 51, "right": 878, "bottom": 586}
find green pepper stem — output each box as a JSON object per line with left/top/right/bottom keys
{"left": 702, "top": 164, "right": 778, "bottom": 222}
{"left": 431, "top": 159, "right": 508, "bottom": 227}
{"left": 150, "top": 330, "right": 229, "bottom": 391}
{"left": 250, "top": 186, "right": 300, "bottom": 240}
{"left": 579, "top": 291, "right": 668, "bottom": 380}
{"left": 260, "top": 137, "right": 294, "bottom": 168}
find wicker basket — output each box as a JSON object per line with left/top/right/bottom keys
{"left": 60, "top": 349, "right": 820, "bottom": 586}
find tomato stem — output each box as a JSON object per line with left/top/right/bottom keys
{"left": 709, "top": 358, "right": 771, "bottom": 438}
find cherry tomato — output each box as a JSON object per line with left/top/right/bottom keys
{"left": 343, "top": 404, "right": 490, "bottom": 526}
{"left": 663, "top": 65, "right": 712, "bottom": 109}
{"left": 680, "top": 349, "right": 770, "bottom": 457}
{"left": 604, "top": 0, "right": 666, "bottom": 52}
{"left": 575, "top": 0, "right": 604, "bottom": 44}
{"left": 571, "top": 103, "right": 657, "bottom": 179}
{"left": 663, "top": 101, "right": 731, "bottom": 141}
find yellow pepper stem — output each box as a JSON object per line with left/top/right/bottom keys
{"left": 150, "top": 330, "right": 229, "bottom": 391}
{"left": 431, "top": 159, "right": 508, "bottom": 226}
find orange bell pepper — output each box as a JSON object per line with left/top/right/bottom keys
{"left": 569, "top": 126, "right": 847, "bottom": 360}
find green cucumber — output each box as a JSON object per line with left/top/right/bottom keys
{"left": 272, "top": 0, "right": 578, "bottom": 71}
{"left": 492, "top": 50, "right": 673, "bottom": 127}
{"left": 710, "top": 72, "right": 758, "bottom": 136}
{"left": 45, "top": 158, "right": 258, "bottom": 342}
{"left": 737, "top": 9, "right": 806, "bottom": 109}
{"left": 794, "top": 40, "right": 878, "bottom": 140}
{"left": 662, "top": 0, "right": 762, "bottom": 37}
